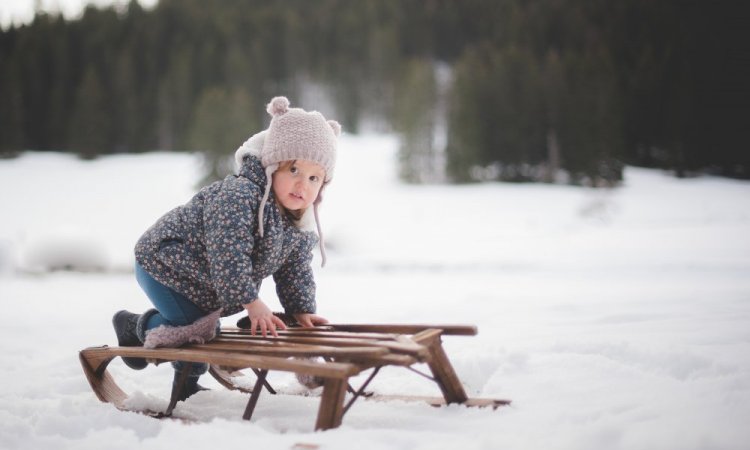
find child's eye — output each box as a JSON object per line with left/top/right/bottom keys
{"left": 309, "top": 175, "right": 320, "bottom": 183}
{"left": 289, "top": 166, "right": 298, "bottom": 174}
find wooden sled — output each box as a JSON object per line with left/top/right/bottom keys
{"left": 79, "top": 322, "right": 510, "bottom": 430}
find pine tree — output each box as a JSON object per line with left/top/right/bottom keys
{"left": 187, "top": 86, "right": 257, "bottom": 184}
{"left": 394, "top": 59, "right": 439, "bottom": 183}
{"left": 67, "top": 65, "right": 111, "bottom": 158}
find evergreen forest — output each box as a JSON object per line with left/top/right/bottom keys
{"left": 1, "top": 0, "right": 748, "bottom": 185}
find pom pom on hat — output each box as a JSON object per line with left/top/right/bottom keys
{"left": 267, "top": 96, "right": 290, "bottom": 117}
{"left": 328, "top": 120, "right": 342, "bottom": 137}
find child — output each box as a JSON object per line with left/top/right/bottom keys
{"left": 112, "top": 96, "right": 341, "bottom": 401}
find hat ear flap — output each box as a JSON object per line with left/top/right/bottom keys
{"left": 327, "top": 120, "right": 342, "bottom": 137}
{"left": 267, "top": 96, "right": 290, "bottom": 117}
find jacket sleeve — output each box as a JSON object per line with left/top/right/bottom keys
{"left": 273, "top": 236, "right": 317, "bottom": 314}
{"left": 203, "top": 180, "right": 260, "bottom": 310}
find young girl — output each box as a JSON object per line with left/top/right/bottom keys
{"left": 112, "top": 96, "right": 341, "bottom": 401}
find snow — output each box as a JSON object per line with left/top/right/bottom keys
{"left": 1, "top": 134, "right": 749, "bottom": 449}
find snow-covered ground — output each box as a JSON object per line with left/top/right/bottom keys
{"left": 1, "top": 134, "right": 749, "bottom": 449}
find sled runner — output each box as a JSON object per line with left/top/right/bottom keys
{"left": 79, "top": 320, "right": 510, "bottom": 430}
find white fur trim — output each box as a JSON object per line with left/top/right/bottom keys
{"left": 258, "top": 163, "right": 278, "bottom": 237}
{"left": 295, "top": 207, "right": 316, "bottom": 232}
{"left": 294, "top": 357, "right": 325, "bottom": 388}
{"left": 327, "top": 120, "right": 342, "bottom": 137}
{"left": 234, "top": 130, "right": 267, "bottom": 171}
{"left": 143, "top": 309, "right": 222, "bottom": 349}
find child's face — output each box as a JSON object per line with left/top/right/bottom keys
{"left": 272, "top": 160, "right": 326, "bottom": 212}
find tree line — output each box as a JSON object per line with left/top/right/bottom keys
{"left": 1, "top": 0, "right": 748, "bottom": 184}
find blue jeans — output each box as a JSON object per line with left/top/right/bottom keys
{"left": 135, "top": 262, "right": 207, "bottom": 330}
{"left": 135, "top": 262, "right": 210, "bottom": 376}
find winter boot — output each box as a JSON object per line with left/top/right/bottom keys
{"left": 172, "top": 362, "right": 209, "bottom": 402}
{"left": 112, "top": 309, "right": 158, "bottom": 370}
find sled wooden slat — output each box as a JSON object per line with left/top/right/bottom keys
{"left": 267, "top": 329, "right": 403, "bottom": 341}
{"left": 81, "top": 346, "right": 360, "bottom": 378}
{"left": 211, "top": 335, "right": 397, "bottom": 352}
{"left": 190, "top": 341, "right": 390, "bottom": 359}
{"left": 206, "top": 337, "right": 417, "bottom": 366}
{"left": 79, "top": 323, "right": 509, "bottom": 431}
{"left": 215, "top": 333, "right": 429, "bottom": 359}
{"left": 322, "top": 323, "right": 479, "bottom": 336}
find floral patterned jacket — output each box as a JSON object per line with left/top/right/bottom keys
{"left": 134, "top": 154, "right": 318, "bottom": 317}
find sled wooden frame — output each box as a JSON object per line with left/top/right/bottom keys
{"left": 79, "top": 323, "right": 510, "bottom": 430}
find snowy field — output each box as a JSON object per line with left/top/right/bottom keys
{"left": 1, "top": 134, "right": 749, "bottom": 449}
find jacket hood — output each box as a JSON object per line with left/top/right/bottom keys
{"left": 235, "top": 130, "right": 267, "bottom": 186}
{"left": 237, "top": 152, "right": 267, "bottom": 188}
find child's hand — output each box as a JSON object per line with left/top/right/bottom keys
{"left": 243, "top": 299, "right": 287, "bottom": 337}
{"left": 293, "top": 313, "right": 329, "bottom": 328}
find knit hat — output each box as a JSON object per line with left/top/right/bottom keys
{"left": 235, "top": 96, "right": 341, "bottom": 266}
{"left": 262, "top": 96, "right": 340, "bottom": 181}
